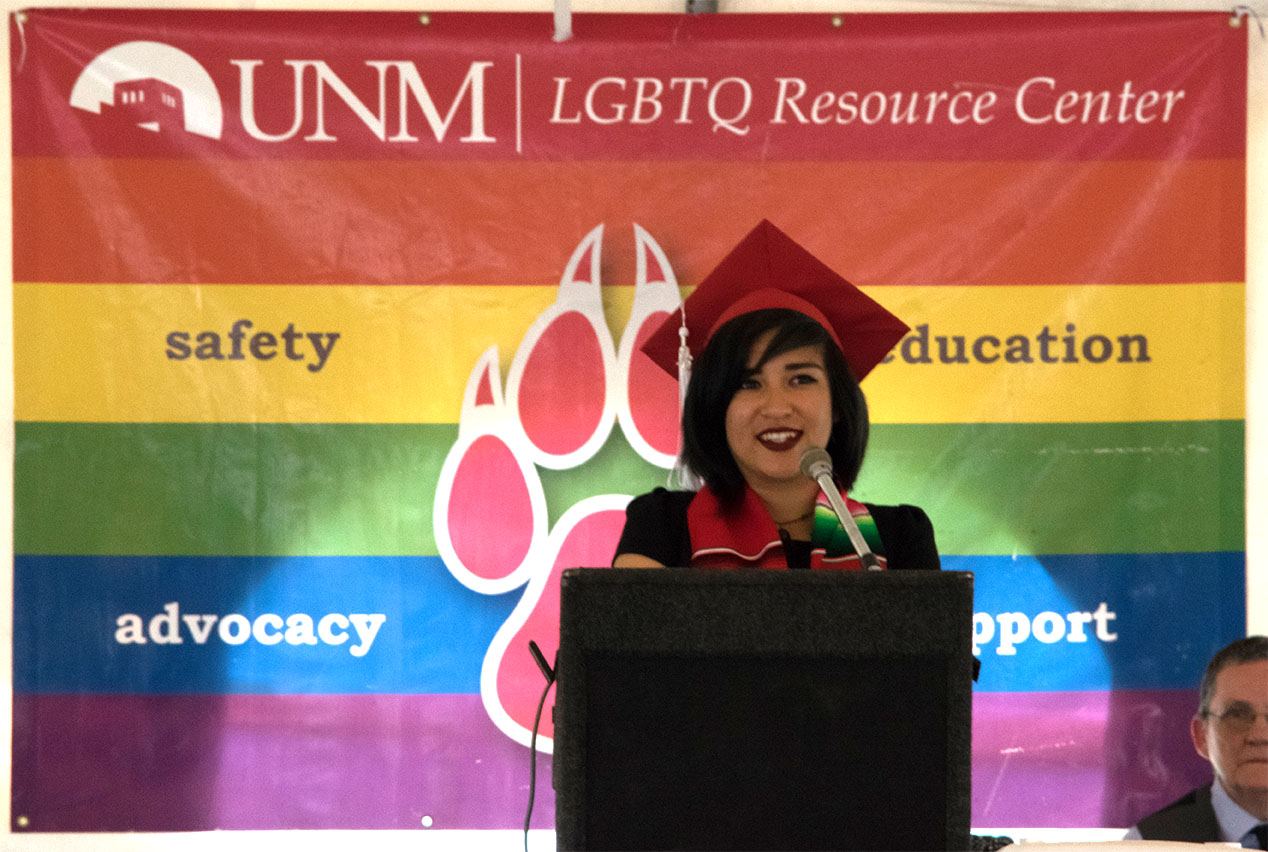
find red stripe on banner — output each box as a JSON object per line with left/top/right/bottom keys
{"left": 12, "top": 10, "right": 1244, "bottom": 162}
{"left": 14, "top": 157, "right": 1243, "bottom": 287}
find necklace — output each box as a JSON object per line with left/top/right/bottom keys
{"left": 772, "top": 509, "right": 814, "bottom": 527}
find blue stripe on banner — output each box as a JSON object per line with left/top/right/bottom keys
{"left": 955, "top": 551, "right": 1245, "bottom": 693}
{"left": 16, "top": 552, "right": 1245, "bottom": 694}
{"left": 14, "top": 555, "right": 519, "bottom": 694}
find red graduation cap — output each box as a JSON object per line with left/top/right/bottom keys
{"left": 642, "top": 220, "right": 909, "bottom": 382}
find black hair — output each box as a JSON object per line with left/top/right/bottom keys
{"left": 1197, "top": 635, "right": 1268, "bottom": 716}
{"left": 680, "top": 308, "right": 869, "bottom": 509}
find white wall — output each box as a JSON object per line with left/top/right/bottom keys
{"left": 2, "top": 1, "right": 1263, "bottom": 849}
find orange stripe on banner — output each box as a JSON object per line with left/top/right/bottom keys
{"left": 14, "top": 157, "right": 1243, "bottom": 289}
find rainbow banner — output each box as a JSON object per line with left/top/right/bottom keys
{"left": 11, "top": 9, "right": 1246, "bottom": 832}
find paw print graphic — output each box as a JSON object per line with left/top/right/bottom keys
{"left": 433, "top": 224, "right": 683, "bottom": 751}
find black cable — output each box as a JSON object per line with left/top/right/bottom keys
{"left": 524, "top": 641, "right": 556, "bottom": 852}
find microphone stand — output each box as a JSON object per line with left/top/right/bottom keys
{"left": 801, "top": 449, "right": 881, "bottom": 571}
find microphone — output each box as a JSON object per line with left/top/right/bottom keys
{"left": 799, "top": 448, "right": 880, "bottom": 571}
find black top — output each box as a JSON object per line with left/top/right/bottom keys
{"left": 614, "top": 487, "right": 940, "bottom": 571}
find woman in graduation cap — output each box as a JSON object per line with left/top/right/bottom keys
{"left": 613, "top": 220, "right": 939, "bottom": 572}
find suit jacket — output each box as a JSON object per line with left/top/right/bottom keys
{"left": 1135, "top": 785, "right": 1222, "bottom": 843}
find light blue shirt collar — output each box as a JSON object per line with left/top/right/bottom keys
{"left": 1211, "top": 778, "right": 1262, "bottom": 845}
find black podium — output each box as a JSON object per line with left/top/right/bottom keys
{"left": 553, "top": 568, "right": 974, "bottom": 851}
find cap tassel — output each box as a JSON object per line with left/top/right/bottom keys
{"left": 675, "top": 319, "right": 691, "bottom": 412}
{"left": 668, "top": 313, "right": 702, "bottom": 490}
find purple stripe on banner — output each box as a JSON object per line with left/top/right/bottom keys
{"left": 15, "top": 688, "right": 1217, "bottom": 831}
{"left": 972, "top": 689, "right": 1212, "bottom": 828}
{"left": 12, "top": 693, "right": 551, "bottom": 832}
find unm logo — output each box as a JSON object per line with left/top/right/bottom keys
{"left": 433, "top": 224, "right": 682, "bottom": 752}
{"left": 69, "top": 41, "right": 223, "bottom": 139}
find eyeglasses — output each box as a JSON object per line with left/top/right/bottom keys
{"left": 1203, "top": 706, "right": 1268, "bottom": 733}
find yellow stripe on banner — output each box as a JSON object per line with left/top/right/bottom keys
{"left": 15, "top": 284, "right": 575, "bottom": 424}
{"left": 863, "top": 283, "right": 1243, "bottom": 424}
{"left": 15, "top": 282, "right": 1242, "bottom": 424}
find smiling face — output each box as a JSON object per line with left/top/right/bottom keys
{"left": 724, "top": 330, "right": 835, "bottom": 494}
{"left": 1191, "top": 659, "right": 1268, "bottom": 819}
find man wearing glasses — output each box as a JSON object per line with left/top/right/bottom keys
{"left": 1128, "top": 635, "right": 1268, "bottom": 848}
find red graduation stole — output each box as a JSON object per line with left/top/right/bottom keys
{"left": 686, "top": 484, "right": 887, "bottom": 571}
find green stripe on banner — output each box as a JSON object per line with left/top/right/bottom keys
{"left": 13, "top": 422, "right": 668, "bottom": 557}
{"left": 858, "top": 420, "right": 1244, "bottom": 556}
{"left": 16, "top": 420, "right": 1242, "bottom": 557}
{"left": 17, "top": 423, "right": 451, "bottom": 557}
